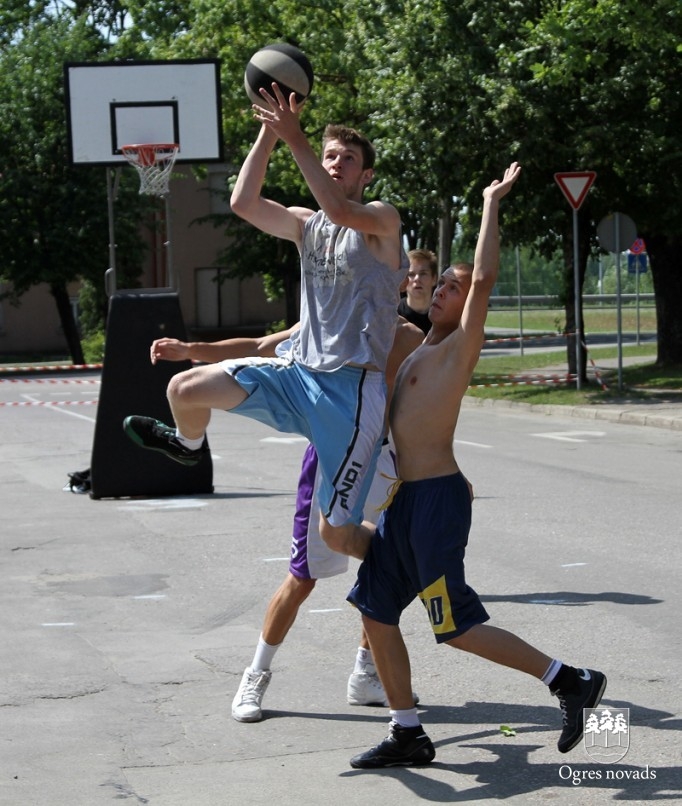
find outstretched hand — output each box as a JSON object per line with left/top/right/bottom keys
{"left": 150, "top": 338, "right": 189, "bottom": 365}
{"left": 252, "top": 82, "right": 304, "bottom": 144}
{"left": 484, "top": 162, "right": 522, "bottom": 203}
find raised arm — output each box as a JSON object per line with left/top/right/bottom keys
{"left": 252, "top": 85, "right": 401, "bottom": 241}
{"left": 457, "top": 162, "right": 521, "bottom": 352}
{"left": 229, "top": 124, "right": 311, "bottom": 247}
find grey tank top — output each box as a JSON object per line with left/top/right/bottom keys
{"left": 289, "top": 210, "right": 408, "bottom": 371}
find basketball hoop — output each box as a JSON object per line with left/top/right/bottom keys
{"left": 121, "top": 143, "right": 179, "bottom": 196}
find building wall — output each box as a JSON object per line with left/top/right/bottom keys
{"left": 0, "top": 165, "right": 291, "bottom": 359}
{"left": 0, "top": 282, "right": 79, "bottom": 357}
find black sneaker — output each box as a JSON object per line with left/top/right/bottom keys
{"left": 350, "top": 722, "right": 435, "bottom": 769}
{"left": 123, "top": 415, "right": 208, "bottom": 467}
{"left": 555, "top": 668, "right": 607, "bottom": 753}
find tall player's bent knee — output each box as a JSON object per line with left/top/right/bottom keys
{"left": 319, "top": 516, "right": 372, "bottom": 561}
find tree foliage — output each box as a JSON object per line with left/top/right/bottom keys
{"left": 489, "top": 0, "right": 682, "bottom": 366}
{"left": 3, "top": 0, "right": 680, "bottom": 365}
{"left": 0, "top": 2, "right": 149, "bottom": 361}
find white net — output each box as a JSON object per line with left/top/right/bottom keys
{"left": 121, "top": 144, "right": 179, "bottom": 196}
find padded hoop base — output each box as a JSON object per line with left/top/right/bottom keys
{"left": 90, "top": 290, "right": 213, "bottom": 499}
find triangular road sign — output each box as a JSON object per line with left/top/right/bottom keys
{"left": 554, "top": 171, "right": 597, "bottom": 210}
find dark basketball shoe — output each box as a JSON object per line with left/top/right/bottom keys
{"left": 123, "top": 415, "right": 208, "bottom": 466}
{"left": 350, "top": 722, "right": 435, "bottom": 769}
{"left": 555, "top": 668, "right": 607, "bottom": 753}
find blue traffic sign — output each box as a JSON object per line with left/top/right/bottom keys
{"left": 627, "top": 253, "right": 648, "bottom": 274}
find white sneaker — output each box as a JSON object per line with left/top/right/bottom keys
{"left": 347, "top": 671, "right": 389, "bottom": 705}
{"left": 232, "top": 667, "right": 272, "bottom": 722}
{"left": 347, "top": 670, "right": 420, "bottom": 707}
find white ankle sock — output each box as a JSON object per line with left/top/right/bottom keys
{"left": 541, "top": 658, "right": 562, "bottom": 686}
{"left": 354, "top": 646, "right": 376, "bottom": 675}
{"left": 250, "top": 635, "right": 281, "bottom": 672}
{"left": 390, "top": 708, "right": 420, "bottom": 728}
{"left": 175, "top": 429, "right": 205, "bottom": 450}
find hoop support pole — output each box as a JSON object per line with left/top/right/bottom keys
{"left": 105, "top": 167, "right": 118, "bottom": 296}
{"left": 164, "top": 193, "right": 175, "bottom": 291}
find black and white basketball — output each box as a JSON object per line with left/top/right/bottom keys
{"left": 244, "top": 43, "right": 314, "bottom": 107}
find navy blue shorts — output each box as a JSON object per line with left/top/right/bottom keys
{"left": 347, "top": 472, "right": 489, "bottom": 643}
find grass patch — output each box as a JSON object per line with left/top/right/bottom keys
{"left": 620, "top": 363, "right": 682, "bottom": 390}
{"left": 469, "top": 344, "right": 682, "bottom": 405}
{"left": 475, "top": 344, "right": 656, "bottom": 375}
{"left": 486, "top": 306, "right": 656, "bottom": 334}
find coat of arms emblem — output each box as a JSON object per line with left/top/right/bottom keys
{"left": 583, "top": 707, "right": 630, "bottom": 763}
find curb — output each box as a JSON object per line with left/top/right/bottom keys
{"left": 462, "top": 395, "right": 682, "bottom": 431}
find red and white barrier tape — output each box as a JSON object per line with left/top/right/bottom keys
{"left": 0, "top": 378, "right": 100, "bottom": 385}
{"left": 0, "top": 399, "right": 98, "bottom": 407}
{"left": 581, "top": 341, "right": 609, "bottom": 391}
{"left": 474, "top": 373, "right": 571, "bottom": 382}
{"left": 483, "top": 331, "right": 571, "bottom": 346}
{"left": 469, "top": 376, "right": 574, "bottom": 390}
{"left": 0, "top": 363, "right": 102, "bottom": 374}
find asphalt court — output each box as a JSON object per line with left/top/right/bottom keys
{"left": 1, "top": 370, "right": 680, "bottom": 805}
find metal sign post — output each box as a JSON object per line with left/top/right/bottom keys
{"left": 554, "top": 172, "right": 597, "bottom": 389}
{"left": 629, "top": 238, "right": 647, "bottom": 347}
{"left": 515, "top": 245, "right": 524, "bottom": 356}
{"left": 596, "top": 213, "right": 638, "bottom": 391}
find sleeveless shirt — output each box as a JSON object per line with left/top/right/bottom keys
{"left": 289, "top": 210, "right": 408, "bottom": 371}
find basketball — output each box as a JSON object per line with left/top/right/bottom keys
{"left": 244, "top": 43, "right": 314, "bottom": 107}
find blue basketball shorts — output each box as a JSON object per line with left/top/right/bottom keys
{"left": 220, "top": 356, "right": 387, "bottom": 527}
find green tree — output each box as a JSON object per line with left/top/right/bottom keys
{"left": 0, "top": 5, "right": 148, "bottom": 362}
{"left": 490, "top": 0, "right": 682, "bottom": 369}
{"left": 123, "top": 0, "right": 682, "bottom": 369}
{"left": 344, "top": 0, "right": 682, "bottom": 370}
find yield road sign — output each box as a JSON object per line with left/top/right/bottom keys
{"left": 554, "top": 171, "right": 597, "bottom": 210}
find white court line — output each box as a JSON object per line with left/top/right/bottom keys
{"left": 261, "top": 436, "right": 309, "bottom": 445}
{"left": 562, "top": 562, "right": 587, "bottom": 567}
{"left": 132, "top": 594, "right": 167, "bottom": 600}
{"left": 309, "top": 608, "right": 344, "bottom": 614}
{"left": 21, "top": 392, "right": 96, "bottom": 422}
{"left": 527, "top": 599, "right": 571, "bottom": 605}
{"left": 532, "top": 430, "right": 606, "bottom": 443}
{"left": 263, "top": 557, "right": 289, "bottom": 563}
{"left": 118, "top": 499, "right": 207, "bottom": 511}
{"left": 42, "top": 622, "right": 75, "bottom": 627}
{"left": 455, "top": 439, "right": 493, "bottom": 449}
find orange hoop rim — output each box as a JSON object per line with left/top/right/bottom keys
{"left": 121, "top": 143, "right": 179, "bottom": 167}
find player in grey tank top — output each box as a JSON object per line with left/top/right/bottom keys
{"left": 123, "top": 94, "right": 407, "bottom": 564}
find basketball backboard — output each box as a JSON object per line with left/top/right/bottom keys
{"left": 64, "top": 59, "right": 224, "bottom": 166}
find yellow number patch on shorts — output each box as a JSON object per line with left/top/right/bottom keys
{"left": 418, "top": 575, "right": 456, "bottom": 635}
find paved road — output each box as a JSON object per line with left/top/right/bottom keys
{"left": 1, "top": 372, "right": 680, "bottom": 805}
{"left": 481, "top": 329, "right": 658, "bottom": 356}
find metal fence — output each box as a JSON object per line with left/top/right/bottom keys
{"left": 489, "top": 294, "right": 655, "bottom": 307}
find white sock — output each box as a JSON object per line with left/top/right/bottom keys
{"left": 541, "top": 658, "right": 562, "bottom": 686}
{"left": 390, "top": 708, "right": 420, "bottom": 728}
{"left": 354, "top": 646, "right": 376, "bottom": 675}
{"left": 175, "top": 429, "right": 205, "bottom": 450}
{"left": 250, "top": 635, "right": 281, "bottom": 672}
